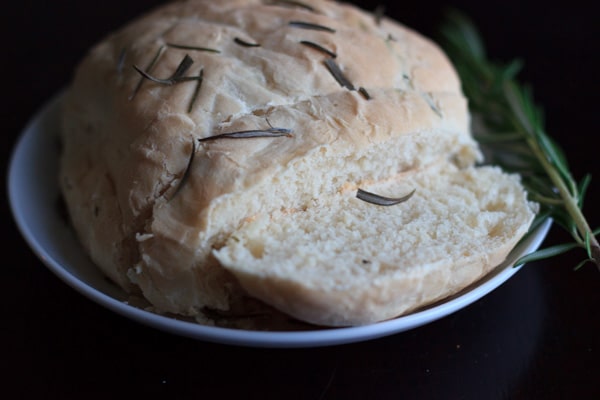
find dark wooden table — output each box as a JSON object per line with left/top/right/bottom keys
{"left": 4, "top": 1, "right": 598, "bottom": 398}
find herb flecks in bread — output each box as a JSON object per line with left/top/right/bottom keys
{"left": 59, "top": 0, "right": 535, "bottom": 329}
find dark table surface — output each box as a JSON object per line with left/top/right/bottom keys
{"left": 3, "top": 1, "right": 599, "bottom": 399}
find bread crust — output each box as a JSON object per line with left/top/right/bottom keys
{"left": 59, "top": 0, "right": 529, "bottom": 327}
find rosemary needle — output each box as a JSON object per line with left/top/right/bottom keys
{"left": 289, "top": 21, "right": 336, "bottom": 33}
{"left": 234, "top": 37, "right": 261, "bottom": 47}
{"left": 198, "top": 128, "right": 293, "bottom": 142}
{"left": 265, "top": 0, "right": 316, "bottom": 13}
{"left": 166, "top": 43, "right": 220, "bottom": 53}
{"left": 356, "top": 188, "right": 415, "bottom": 206}
{"left": 323, "top": 58, "right": 355, "bottom": 90}
{"left": 133, "top": 54, "right": 194, "bottom": 85}
{"left": 170, "top": 139, "right": 196, "bottom": 200}
{"left": 129, "top": 45, "right": 164, "bottom": 100}
{"left": 300, "top": 40, "right": 337, "bottom": 58}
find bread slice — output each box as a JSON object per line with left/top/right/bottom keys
{"left": 213, "top": 161, "right": 536, "bottom": 326}
{"left": 58, "top": 0, "right": 535, "bottom": 327}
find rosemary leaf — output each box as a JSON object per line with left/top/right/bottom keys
{"left": 187, "top": 69, "right": 204, "bottom": 113}
{"left": 265, "top": 0, "right": 316, "bottom": 13}
{"left": 129, "top": 45, "right": 165, "bottom": 100}
{"left": 514, "top": 242, "right": 580, "bottom": 266}
{"left": 358, "top": 87, "right": 371, "bottom": 100}
{"left": 234, "top": 37, "right": 261, "bottom": 47}
{"left": 289, "top": 21, "right": 336, "bottom": 33}
{"left": 323, "top": 58, "right": 355, "bottom": 90}
{"left": 133, "top": 54, "right": 194, "bottom": 85}
{"left": 299, "top": 40, "right": 337, "bottom": 58}
{"left": 578, "top": 174, "right": 592, "bottom": 208}
{"left": 171, "top": 139, "right": 196, "bottom": 200}
{"left": 421, "top": 92, "right": 443, "bottom": 118}
{"left": 166, "top": 42, "right": 221, "bottom": 53}
{"left": 356, "top": 188, "right": 416, "bottom": 206}
{"left": 198, "top": 128, "right": 293, "bottom": 142}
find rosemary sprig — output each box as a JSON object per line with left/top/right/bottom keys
{"left": 356, "top": 188, "right": 416, "bottom": 206}
{"left": 438, "top": 10, "right": 599, "bottom": 270}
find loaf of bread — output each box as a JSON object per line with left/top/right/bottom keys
{"left": 59, "top": 0, "right": 537, "bottom": 328}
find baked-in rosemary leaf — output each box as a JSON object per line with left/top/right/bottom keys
{"left": 422, "top": 92, "right": 443, "bottom": 118}
{"left": 356, "top": 188, "right": 416, "bottom": 206}
{"left": 198, "top": 128, "right": 293, "bottom": 142}
{"left": 170, "top": 139, "right": 196, "bottom": 200}
{"left": 323, "top": 58, "right": 355, "bottom": 90}
{"left": 133, "top": 54, "right": 194, "bottom": 85}
{"left": 166, "top": 42, "right": 221, "bottom": 53}
{"left": 289, "top": 21, "right": 336, "bottom": 33}
{"left": 265, "top": 0, "right": 316, "bottom": 12}
{"left": 234, "top": 37, "right": 261, "bottom": 47}
{"left": 129, "top": 45, "right": 165, "bottom": 100}
{"left": 187, "top": 68, "right": 204, "bottom": 113}
{"left": 300, "top": 40, "right": 337, "bottom": 58}
{"left": 358, "top": 87, "right": 371, "bottom": 100}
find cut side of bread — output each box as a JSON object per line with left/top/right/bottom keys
{"left": 214, "top": 161, "right": 536, "bottom": 326}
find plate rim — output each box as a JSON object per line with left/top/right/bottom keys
{"left": 7, "top": 92, "right": 552, "bottom": 348}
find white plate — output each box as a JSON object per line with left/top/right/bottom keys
{"left": 8, "top": 93, "right": 552, "bottom": 348}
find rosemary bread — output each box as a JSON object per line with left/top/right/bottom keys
{"left": 59, "top": 0, "right": 536, "bottom": 327}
